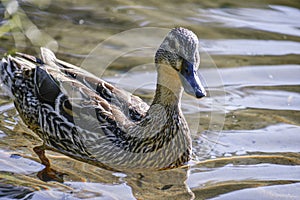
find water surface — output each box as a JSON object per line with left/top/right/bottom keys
{"left": 0, "top": 0, "right": 300, "bottom": 199}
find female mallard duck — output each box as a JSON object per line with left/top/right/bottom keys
{"left": 0, "top": 28, "right": 206, "bottom": 173}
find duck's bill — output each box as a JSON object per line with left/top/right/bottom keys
{"left": 179, "top": 60, "right": 206, "bottom": 98}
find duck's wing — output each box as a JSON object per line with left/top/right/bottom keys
{"left": 38, "top": 66, "right": 129, "bottom": 128}
{"left": 18, "top": 48, "right": 149, "bottom": 122}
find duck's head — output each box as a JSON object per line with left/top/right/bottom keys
{"left": 155, "top": 27, "right": 206, "bottom": 98}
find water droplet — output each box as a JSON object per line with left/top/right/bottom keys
{"left": 268, "top": 74, "right": 273, "bottom": 79}
{"left": 79, "top": 19, "right": 85, "bottom": 25}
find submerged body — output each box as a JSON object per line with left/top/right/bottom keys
{"left": 0, "top": 28, "right": 206, "bottom": 171}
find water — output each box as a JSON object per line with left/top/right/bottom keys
{"left": 0, "top": 0, "right": 300, "bottom": 199}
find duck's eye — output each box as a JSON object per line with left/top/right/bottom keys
{"left": 185, "top": 67, "right": 192, "bottom": 75}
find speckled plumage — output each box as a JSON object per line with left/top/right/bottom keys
{"left": 0, "top": 28, "right": 206, "bottom": 171}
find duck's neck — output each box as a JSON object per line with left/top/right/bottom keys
{"left": 151, "top": 64, "right": 183, "bottom": 110}
{"left": 118, "top": 64, "right": 191, "bottom": 169}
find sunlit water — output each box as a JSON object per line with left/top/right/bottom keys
{"left": 0, "top": 0, "right": 299, "bottom": 199}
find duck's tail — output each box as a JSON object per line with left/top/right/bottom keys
{"left": 0, "top": 56, "right": 14, "bottom": 98}
{"left": 0, "top": 49, "right": 45, "bottom": 99}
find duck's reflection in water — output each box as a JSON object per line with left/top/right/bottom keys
{"left": 126, "top": 167, "right": 194, "bottom": 200}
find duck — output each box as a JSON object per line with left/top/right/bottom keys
{"left": 0, "top": 27, "right": 206, "bottom": 175}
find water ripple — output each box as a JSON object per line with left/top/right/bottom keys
{"left": 197, "top": 5, "right": 300, "bottom": 37}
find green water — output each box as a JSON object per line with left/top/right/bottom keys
{"left": 0, "top": 0, "right": 299, "bottom": 199}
